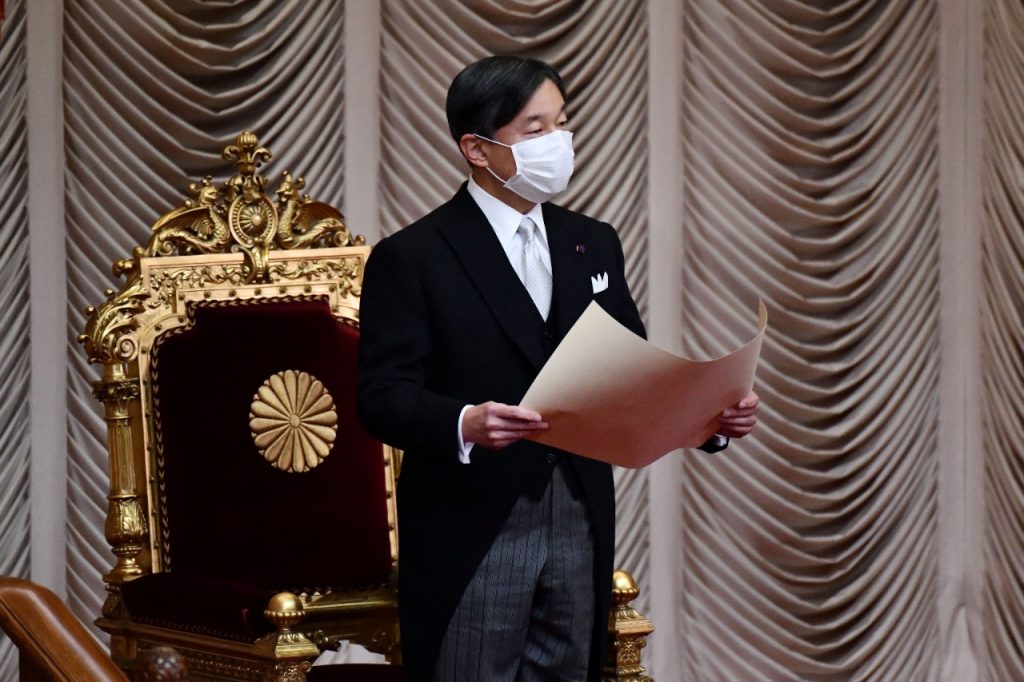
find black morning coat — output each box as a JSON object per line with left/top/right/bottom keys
{"left": 356, "top": 184, "right": 646, "bottom": 682}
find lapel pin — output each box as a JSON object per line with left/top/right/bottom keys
{"left": 576, "top": 243, "right": 586, "bottom": 254}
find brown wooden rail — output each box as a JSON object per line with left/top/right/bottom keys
{"left": 0, "top": 576, "right": 129, "bottom": 681}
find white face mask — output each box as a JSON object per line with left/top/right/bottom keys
{"left": 477, "top": 130, "right": 574, "bottom": 204}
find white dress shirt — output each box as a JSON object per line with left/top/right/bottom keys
{"left": 455, "top": 177, "right": 551, "bottom": 463}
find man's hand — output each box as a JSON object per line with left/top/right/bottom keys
{"left": 716, "top": 391, "right": 759, "bottom": 439}
{"left": 463, "top": 402, "right": 548, "bottom": 449}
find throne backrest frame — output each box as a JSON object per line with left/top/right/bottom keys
{"left": 79, "top": 131, "right": 398, "bottom": 616}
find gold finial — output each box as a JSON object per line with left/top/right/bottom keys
{"left": 612, "top": 570, "right": 640, "bottom": 606}
{"left": 265, "top": 592, "right": 304, "bottom": 631}
{"left": 223, "top": 130, "right": 271, "bottom": 199}
{"left": 224, "top": 130, "right": 271, "bottom": 176}
{"left": 605, "top": 569, "right": 654, "bottom": 682}
{"left": 259, "top": 592, "right": 320, "bottom": 662}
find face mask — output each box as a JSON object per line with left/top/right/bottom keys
{"left": 477, "top": 130, "right": 574, "bottom": 204}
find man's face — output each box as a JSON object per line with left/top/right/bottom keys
{"left": 484, "top": 79, "right": 569, "bottom": 182}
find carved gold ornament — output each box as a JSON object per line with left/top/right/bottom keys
{"left": 250, "top": 370, "right": 338, "bottom": 473}
{"left": 78, "top": 130, "right": 365, "bottom": 365}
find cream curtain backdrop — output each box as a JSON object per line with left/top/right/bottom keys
{"left": 0, "top": 0, "right": 30, "bottom": 678}
{"left": 0, "top": 1, "right": 1020, "bottom": 680}
{"left": 677, "top": 1, "right": 941, "bottom": 679}
{"left": 982, "top": 0, "right": 1024, "bottom": 679}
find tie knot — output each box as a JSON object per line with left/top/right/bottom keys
{"left": 518, "top": 216, "right": 536, "bottom": 241}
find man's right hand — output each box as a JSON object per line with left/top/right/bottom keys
{"left": 462, "top": 402, "right": 548, "bottom": 449}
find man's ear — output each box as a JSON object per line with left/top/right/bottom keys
{"left": 459, "top": 134, "right": 489, "bottom": 168}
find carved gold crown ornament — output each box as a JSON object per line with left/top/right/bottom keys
{"left": 79, "top": 130, "right": 364, "bottom": 366}
{"left": 250, "top": 370, "right": 339, "bottom": 473}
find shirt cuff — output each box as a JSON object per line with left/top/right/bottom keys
{"left": 457, "top": 404, "right": 475, "bottom": 464}
{"left": 698, "top": 433, "right": 729, "bottom": 454}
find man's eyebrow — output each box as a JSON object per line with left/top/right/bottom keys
{"left": 524, "top": 107, "right": 568, "bottom": 123}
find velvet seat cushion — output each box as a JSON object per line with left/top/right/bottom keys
{"left": 151, "top": 299, "right": 393, "bottom": 592}
{"left": 121, "top": 572, "right": 275, "bottom": 642}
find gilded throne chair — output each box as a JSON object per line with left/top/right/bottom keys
{"left": 79, "top": 132, "right": 402, "bottom": 681}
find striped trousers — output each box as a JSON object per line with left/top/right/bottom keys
{"left": 432, "top": 461, "right": 595, "bottom": 681}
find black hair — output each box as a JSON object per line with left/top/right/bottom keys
{"left": 445, "top": 56, "right": 566, "bottom": 143}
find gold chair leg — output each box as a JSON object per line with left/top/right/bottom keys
{"left": 93, "top": 363, "right": 148, "bottom": 619}
{"left": 604, "top": 570, "right": 654, "bottom": 682}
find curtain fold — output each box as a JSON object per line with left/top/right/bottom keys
{"left": 982, "top": 0, "right": 1024, "bottom": 678}
{"left": 0, "top": 0, "right": 29, "bottom": 677}
{"left": 678, "top": 2, "right": 941, "bottom": 678}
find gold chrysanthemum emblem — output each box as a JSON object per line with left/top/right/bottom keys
{"left": 237, "top": 202, "right": 273, "bottom": 234}
{"left": 249, "top": 370, "right": 338, "bottom": 473}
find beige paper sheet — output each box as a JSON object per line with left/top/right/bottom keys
{"left": 521, "top": 300, "right": 767, "bottom": 468}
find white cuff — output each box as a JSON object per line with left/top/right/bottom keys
{"left": 457, "top": 405, "right": 475, "bottom": 464}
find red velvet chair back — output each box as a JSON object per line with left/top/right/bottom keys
{"left": 151, "top": 298, "right": 393, "bottom": 592}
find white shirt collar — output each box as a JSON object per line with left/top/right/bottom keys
{"left": 466, "top": 175, "right": 547, "bottom": 252}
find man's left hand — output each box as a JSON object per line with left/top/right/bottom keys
{"left": 716, "top": 391, "right": 759, "bottom": 439}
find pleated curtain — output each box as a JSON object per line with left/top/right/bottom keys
{"left": 982, "top": 1, "right": 1024, "bottom": 679}
{"left": 677, "top": 1, "right": 941, "bottom": 678}
{"left": 0, "top": 0, "right": 30, "bottom": 678}
{"left": 0, "top": 2, "right": 1020, "bottom": 680}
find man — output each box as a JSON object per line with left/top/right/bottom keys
{"left": 357, "top": 56, "right": 759, "bottom": 682}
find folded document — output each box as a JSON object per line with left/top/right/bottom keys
{"left": 521, "top": 301, "right": 767, "bottom": 468}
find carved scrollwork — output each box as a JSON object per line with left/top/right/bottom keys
{"left": 174, "top": 649, "right": 263, "bottom": 679}
{"left": 267, "top": 258, "right": 361, "bottom": 295}
{"left": 147, "top": 264, "right": 249, "bottom": 308}
{"left": 106, "top": 497, "right": 147, "bottom": 551}
{"left": 78, "top": 131, "right": 374, "bottom": 682}
{"left": 223, "top": 130, "right": 271, "bottom": 200}
{"left": 92, "top": 378, "right": 141, "bottom": 403}
{"left": 78, "top": 130, "right": 363, "bottom": 365}
{"left": 147, "top": 176, "right": 231, "bottom": 259}
{"left": 276, "top": 170, "right": 361, "bottom": 251}
{"left": 274, "top": 660, "right": 312, "bottom": 682}
{"left": 101, "top": 583, "right": 127, "bottom": 620}
{"left": 79, "top": 278, "right": 150, "bottom": 364}
{"left": 137, "top": 646, "right": 189, "bottom": 682}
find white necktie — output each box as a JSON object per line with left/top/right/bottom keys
{"left": 517, "top": 216, "right": 552, "bottom": 320}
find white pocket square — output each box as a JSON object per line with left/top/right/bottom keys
{"left": 591, "top": 272, "right": 609, "bottom": 294}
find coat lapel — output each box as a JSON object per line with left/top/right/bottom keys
{"left": 439, "top": 186, "right": 548, "bottom": 370}
{"left": 545, "top": 206, "right": 593, "bottom": 344}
